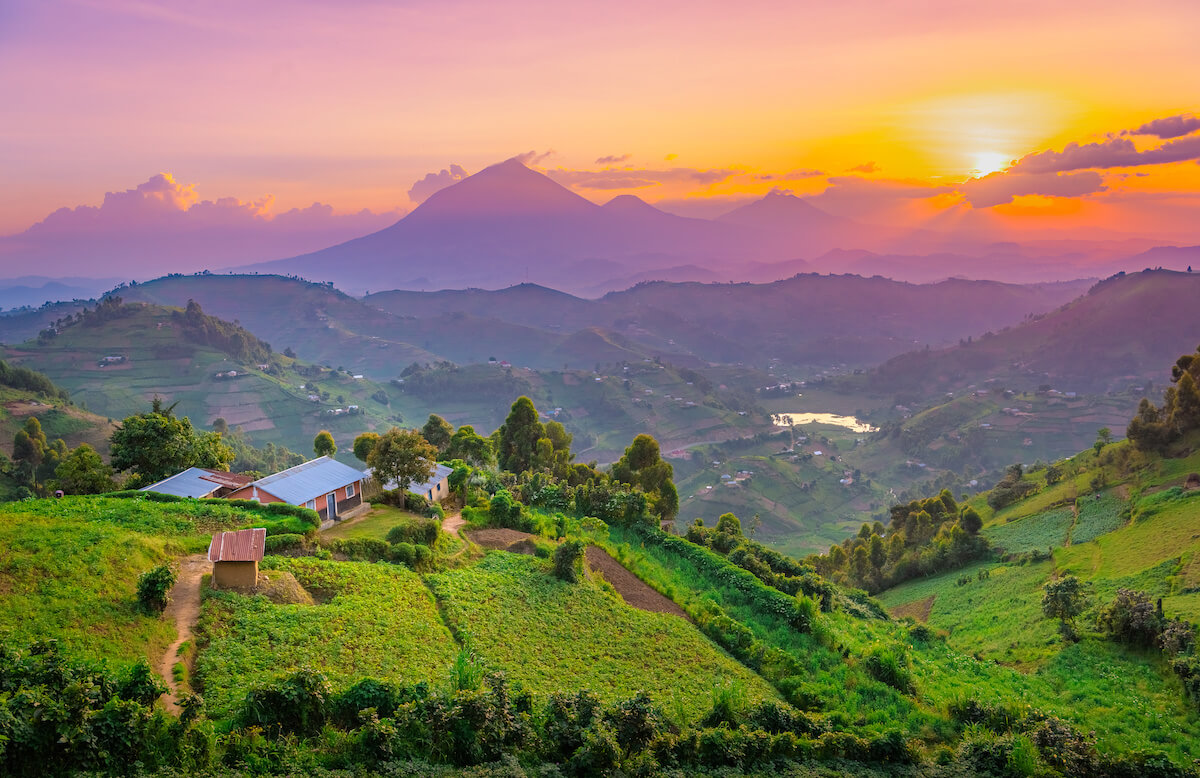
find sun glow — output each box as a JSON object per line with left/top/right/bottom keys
{"left": 970, "top": 151, "right": 1012, "bottom": 176}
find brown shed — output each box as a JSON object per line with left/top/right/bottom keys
{"left": 208, "top": 528, "right": 267, "bottom": 589}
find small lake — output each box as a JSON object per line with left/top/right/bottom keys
{"left": 771, "top": 412, "right": 877, "bottom": 433}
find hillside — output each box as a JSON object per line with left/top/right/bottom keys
{"left": 1, "top": 299, "right": 410, "bottom": 459}
{"left": 872, "top": 269, "right": 1200, "bottom": 394}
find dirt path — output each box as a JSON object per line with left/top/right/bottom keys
{"left": 442, "top": 511, "right": 466, "bottom": 538}
{"left": 158, "top": 554, "right": 208, "bottom": 715}
{"left": 585, "top": 546, "right": 690, "bottom": 620}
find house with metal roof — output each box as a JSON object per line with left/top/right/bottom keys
{"left": 226, "top": 456, "right": 366, "bottom": 521}
{"left": 140, "top": 467, "right": 255, "bottom": 499}
{"left": 208, "top": 527, "right": 266, "bottom": 589}
{"left": 368, "top": 462, "right": 454, "bottom": 503}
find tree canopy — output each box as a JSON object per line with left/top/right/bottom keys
{"left": 110, "top": 398, "right": 234, "bottom": 486}
{"left": 496, "top": 396, "right": 545, "bottom": 474}
{"left": 367, "top": 428, "right": 437, "bottom": 507}
{"left": 313, "top": 430, "right": 337, "bottom": 457}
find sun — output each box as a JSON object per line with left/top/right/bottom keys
{"left": 970, "top": 151, "right": 1012, "bottom": 177}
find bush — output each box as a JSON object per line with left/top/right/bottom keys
{"left": 861, "top": 645, "right": 914, "bottom": 694}
{"left": 386, "top": 518, "right": 440, "bottom": 547}
{"left": 553, "top": 540, "right": 586, "bottom": 583}
{"left": 328, "top": 537, "right": 391, "bottom": 562}
{"left": 137, "top": 564, "right": 176, "bottom": 613}
{"left": 1099, "top": 588, "right": 1163, "bottom": 647}
{"left": 238, "top": 668, "right": 332, "bottom": 735}
{"left": 264, "top": 533, "right": 306, "bottom": 553}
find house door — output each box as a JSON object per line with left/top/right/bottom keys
{"left": 327, "top": 492, "right": 338, "bottom": 519}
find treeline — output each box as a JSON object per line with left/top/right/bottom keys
{"left": 398, "top": 362, "right": 532, "bottom": 402}
{"left": 0, "top": 359, "right": 67, "bottom": 399}
{"left": 0, "top": 638, "right": 933, "bottom": 776}
{"left": 807, "top": 490, "right": 989, "bottom": 594}
{"left": 1128, "top": 344, "right": 1200, "bottom": 453}
{"left": 176, "top": 299, "right": 275, "bottom": 365}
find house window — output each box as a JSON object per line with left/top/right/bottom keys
{"left": 306, "top": 499, "right": 316, "bottom": 510}
{"left": 346, "top": 482, "right": 355, "bottom": 498}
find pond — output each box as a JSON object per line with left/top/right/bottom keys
{"left": 771, "top": 412, "right": 876, "bottom": 433}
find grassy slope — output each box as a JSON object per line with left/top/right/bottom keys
{"left": 875, "top": 439, "right": 1200, "bottom": 761}
{"left": 0, "top": 496, "right": 268, "bottom": 668}
{"left": 194, "top": 557, "right": 460, "bottom": 719}
{"left": 425, "top": 551, "right": 778, "bottom": 718}
{"left": 3, "top": 304, "right": 408, "bottom": 458}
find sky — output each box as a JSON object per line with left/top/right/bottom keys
{"left": 2, "top": 0, "right": 1199, "bottom": 250}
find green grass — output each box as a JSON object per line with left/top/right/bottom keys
{"left": 193, "top": 556, "right": 459, "bottom": 720}
{"left": 321, "top": 504, "right": 424, "bottom": 542}
{"left": 1057, "top": 488, "right": 1200, "bottom": 580}
{"left": 0, "top": 505, "right": 177, "bottom": 667}
{"left": 983, "top": 507, "right": 1075, "bottom": 555}
{"left": 424, "top": 551, "right": 778, "bottom": 718}
{"left": 1070, "top": 490, "right": 1129, "bottom": 545}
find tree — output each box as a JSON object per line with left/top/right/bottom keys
{"left": 445, "top": 424, "right": 494, "bottom": 468}
{"left": 352, "top": 432, "right": 381, "bottom": 463}
{"left": 715, "top": 512, "right": 742, "bottom": 535}
{"left": 52, "top": 443, "right": 116, "bottom": 494}
{"left": 313, "top": 430, "right": 337, "bottom": 457}
{"left": 421, "top": 414, "right": 454, "bottom": 454}
{"left": 367, "top": 428, "right": 436, "bottom": 509}
{"left": 959, "top": 506, "right": 983, "bottom": 535}
{"left": 1045, "top": 463, "right": 1064, "bottom": 485}
{"left": 611, "top": 433, "right": 678, "bottom": 522}
{"left": 137, "top": 564, "right": 176, "bottom": 614}
{"left": 12, "top": 416, "right": 47, "bottom": 488}
{"left": 496, "top": 396, "right": 545, "bottom": 474}
{"left": 1042, "top": 575, "right": 1088, "bottom": 642}
{"left": 109, "top": 398, "right": 234, "bottom": 486}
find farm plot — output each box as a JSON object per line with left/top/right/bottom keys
{"left": 194, "top": 557, "right": 458, "bottom": 720}
{"left": 1069, "top": 490, "right": 1129, "bottom": 545}
{"left": 425, "top": 552, "right": 777, "bottom": 717}
{"left": 984, "top": 506, "right": 1074, "bottom": 554}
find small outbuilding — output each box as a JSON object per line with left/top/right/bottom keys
{"left": 208, "top": 527, "right": 266, "bottom": 589}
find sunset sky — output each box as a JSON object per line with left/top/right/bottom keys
{"left": 2, "top": 0, "right": 1199, "bottom": 244}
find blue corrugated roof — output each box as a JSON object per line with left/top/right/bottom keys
{"left": 141, "top": 467, "right": 223, "bottom": 498}
{"left": 251, "top": 456, "right": 366, "bottom": 504}
{"left": 366, "top": 462, "right": 453, "bottom": 495}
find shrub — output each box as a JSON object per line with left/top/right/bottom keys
{"left": 1098, "top": 588, "right": 1163, "bottom": 647}
{"left": 862, "top": 645, "right": 914, "bottom": 694}
{"left": 328, "top": 537, "right": 390, "bottom": 561}
{"left": 386, "top": 518, "right": 440, "bottom": 547}
{"left": 238, "top": 668, "right": 332, "bottom": 735}
{"left": 137, "top": 564, "right": 176, "bottom": 613}
{"left": 552, "top": 539, "right": 586, "bottom": 583}
{"left": 264, "top": 533, "right": 306, "bottom": 553}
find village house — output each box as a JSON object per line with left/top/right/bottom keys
{"left": 140, "top": 467, "right": 255, "bottom": 499}
{"left": 369, "top": 461, "right": 454, "bottom": 503}
{"left": 208, "top": 527, "right": 265, "bottom": 589}
{"left": 226, "top": 456, "right": 366, "bottom": 520}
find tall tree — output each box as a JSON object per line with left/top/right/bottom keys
{"left": 352, "top": 432, "right": 381, "bottom": 462}
{"left": 52, "top": 443, "right": 116, "bottom": 494}
{"left": 367, "top": 428, "right": 437, "bottom": 509}
{"left": 496, "top": 396, "right": 545, "bottom": 474}
{"left": 313, "top": 430, "right": 337, "bottom": 457}
{"left": 110, "top": 398, "right": 234, "bottom": 486}
{"left": 444, "top": 425, "right": 494, "bottom": 468}
{"left": 612, "top": 433, "right": 678, "bottom": 521}
{"left": 421, "top": 414, "right": 454, "bottom": 454}
{"left": 11, "top": 416, "right": 47, "bottom": 488}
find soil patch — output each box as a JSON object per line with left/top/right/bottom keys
{"left": 506, "top": 539, "right": 539, "bottom": 556}
{"left": 441, "top": 511, "right": 466, "bottom": 539}
{"left": 158, "top": 554, "right": 209, "bottom": 715}
{"left": 890, "top": 595, "right": 936, "bottom": 623}
{"left": 467, "top": 528, "right": 533, "bottom": 549}
{"left": 253, "top": 570, "right": 315, "bottom": 605}
{"left": 585, "top": 546, "right": 689, "bottom": 620}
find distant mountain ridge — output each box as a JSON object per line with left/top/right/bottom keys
{"left": 238, "top": 159, "right": 1194, "bottom": 295}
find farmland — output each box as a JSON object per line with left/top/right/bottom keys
{"left": 194, "top": 556, "right": 460, "bottom": 719}
{"left": 424, "top": 551, "right": 778, "bottom": 719}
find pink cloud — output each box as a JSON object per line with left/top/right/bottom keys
{"left": 959, "top": 170, "right": 1106, "bottom": 208}
{"left": 408, "top": 164, "right": 469, "bottom": 204}
{"left": 595, "top": 153, "right": 632, "bottom": 165}
{"left": 1011, "top": 134, "right": 1200, "bottom": 174}
{"left": 1125, "top": 113, "right": 1200, "bottom": 140}
{"left": 544, "top": 166, "right": 739, "bottom": 191}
